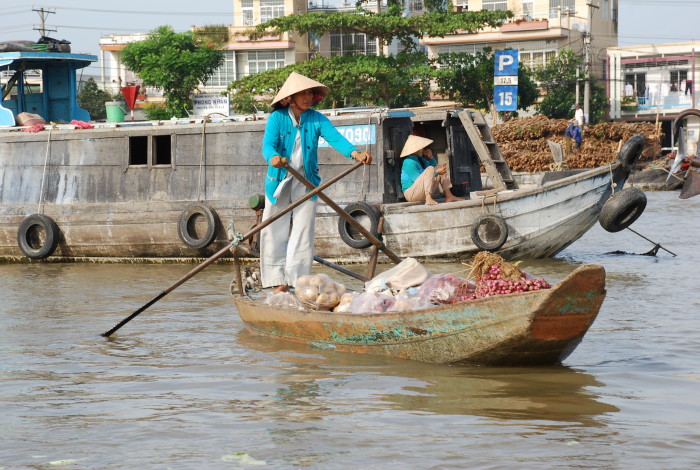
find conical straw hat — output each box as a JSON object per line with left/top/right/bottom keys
{"left": 271, "top": 72, "right": 330, "bottom": 106}
{"left": 400, "top": 135, "right": 434, "bottom": 158}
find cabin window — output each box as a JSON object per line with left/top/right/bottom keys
{"left": 128, "top": 135, "right": 173, "bottom": 167}
{"left": 153, "top": 135, "right": 172, "bottom": 165}
{"left": 129, "top": 136, "right": 148, "bottom": 165}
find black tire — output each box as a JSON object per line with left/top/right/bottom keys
{"left": 17, "top": 214, "right": 60, "bottom": 260}
{"left": 617, "top": 135, "right": 645, "bottom": 173}
{"left": 338, "top": 202, "right": 381, "bottom": 249}
{"left": 599, "top": 187, "right": 647, "bottom": 233}
{"left": 178, "top": 203, "right": 218, "bottom": 249}
{"left": 471, "top": 214, "right": 508, "bottom": 252}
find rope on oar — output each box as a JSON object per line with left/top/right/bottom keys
{"left": 626, "top": 227, "right": 677, "bottom": 257}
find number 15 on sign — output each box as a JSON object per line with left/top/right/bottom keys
{"left": 495, "top": 85, "right": 517, "bottom": 111}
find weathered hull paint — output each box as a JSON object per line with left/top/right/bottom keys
{"left": 232, "top": 264, "right": 606, "bottom": 365}
{"left": 0, "top": 108, "right": 631, "bottom": 263}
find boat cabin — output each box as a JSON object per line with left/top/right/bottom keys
{"left": 0, "top": 50, "right": 96, "bottom": 127}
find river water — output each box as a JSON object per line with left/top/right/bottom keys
{"left": 1, "top": 191, "right": 698, "bottom": 469}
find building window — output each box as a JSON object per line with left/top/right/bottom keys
{"left": 241, "top": 0, "right": 255, "bottom": 26}
{"left": 241, "top": 0, "right": 254, "bottom": 26}
{"left": 207, "top": 51, "right": 236, "bottom": 87}
{"left": 670, "top": 70, "right": 688, "bottom": 92}
{"left": 453, "top": 0, "right": 468, "bottom": 8}
{"left": 260, "top": 0, "right": 285, "bottom": 23}
{"left": 247, "top": 50, "right": 286, "bottom": 75}
{"left": 549, "top": 0, "right": 575, "bottom": 18}
{"left": 505, "top": 40, "right": 557, "bottom": 70}
{"left": 330, "top": 31, "right": 378, "bottom": 56}
{"left": 625, "top": 73, "right": 646, "bottom": 98}
{"left": 437, "top": 43, "right": 485, "bottom": 55}
{"left": 483, "top": 0, "right": 507, "bottom": 11}
{"left": 408, "top": 0, "right": 424, "bottom": 12}
{"left": 522, "top": 0, "right": 534, "bottom": 19}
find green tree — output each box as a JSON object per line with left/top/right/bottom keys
{"left": 77, "top": 77, "right": 113, "bottom": 120}
{"left": 231, "top": 53, "right": 432, "bottom": 108}
{"left": 533, "top": 49, "right": 607, "bottom": 123}
{"left": 433, "top": 47, "right": 539, "bottom": 117}
{"left": 250, "top": 9, "right": 512, "bottom": 56}
{"left": 120, "top": 26, "right": 224, "bottom": 118}
{"left": 235, "top": 7, "right": 512, "bottom": 108}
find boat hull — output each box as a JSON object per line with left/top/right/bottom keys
{"left": 0, "top": 109, "right": 631, "bottom": 263}
{"left": 233, "top": 264, "right": 606, "bottom": 365}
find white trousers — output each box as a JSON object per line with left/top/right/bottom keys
{"left": 260, "top": 176, "right": 318, "bottom": 288}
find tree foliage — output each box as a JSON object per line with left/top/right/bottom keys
{"left": 238, "top": 7, "right": 513, "bottom": 108}
{"left": 533, "top": 49, "right": 607, "bottom": 123}
{"left": 249, "top": 10, "right": 512, "bottom": 55}
{"left": 77, "top": 77, "right": 114, "bottom": 120}
{"left": 120, "top": 26, "right": 224, "bottom": 118}
{"left": 230, "top": 53, "right": 433, "bottom": 108}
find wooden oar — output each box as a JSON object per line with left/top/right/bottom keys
{"left": 283, "top": 163, "right": 402, "bottom": 264}
{"left": 101, "top": 161, "right": 365, "bottom": 337}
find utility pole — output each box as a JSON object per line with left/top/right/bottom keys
{"left": 583, "top": 1, "right": 598, "bottom": 123}
{"left": 32, "top": 7, "right": 56, "bottom": 38}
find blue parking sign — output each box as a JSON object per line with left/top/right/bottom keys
{"left": 494, "top": 85, "right": 518, "bottom": 111}
{"left": 494, "top": 50, "right": 519, "bottom": 111}
{"left": 494, "top": 50, "right": 519, "bottom": 76}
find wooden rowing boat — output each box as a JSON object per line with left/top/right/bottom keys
{"left": 232, "top": 264, "right": 606, "bottom": 366}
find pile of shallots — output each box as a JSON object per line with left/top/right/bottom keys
{"left": 453, "top": 264, "right": 551, "bottom": 302}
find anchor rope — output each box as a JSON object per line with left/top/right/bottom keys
{"left": 37, "top": 126, "right": 53, "bottom": 214}
{"left": 197, "top": 116, "right": 208, "bottom": 202}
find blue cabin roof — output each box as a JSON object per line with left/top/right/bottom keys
{"left": 0, "top": 51, "right": 98, "bottom": 127}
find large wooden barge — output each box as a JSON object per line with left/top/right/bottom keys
{"left": 0, "top": 49, "right": 642, "bottom": 263}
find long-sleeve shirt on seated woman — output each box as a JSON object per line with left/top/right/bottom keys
{"left": 401, "top": 154, "right": 438, "bottom": 192}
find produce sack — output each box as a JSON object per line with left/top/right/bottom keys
{"left": 349, "top": 292, "right": 396, "bottom": 314}
{"left": 265, "top": 291, "right": 304, "bottom": 309}
{"left": 416, "top": 273, "right": 467, "bottom": 305}
{"left": 365, "top": 257, "right": 430, "bottom": 293}
{"left": 16, "top": 112, "right": 46, "bottom": 127}
{"left": 295, "top": 273, "right": 346, "bottom": 310}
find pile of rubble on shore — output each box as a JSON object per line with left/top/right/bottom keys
{"left": 491, "top": 116, "right": 662, "bottom": 172}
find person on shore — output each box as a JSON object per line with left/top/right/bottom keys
{"left": 574, "top": 104, "right": 585, "bottom": 128}
{"left": 260, "top": 72, "right": 371, "bottom": 293}
{"left": 564, "top": 119, "right": 582, "bottom": 155}
{"left": 400, "top": 135, "right": 463, "bottom": 205}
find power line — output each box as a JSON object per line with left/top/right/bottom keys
{"left": 44, "top": 6, "right": 232, "bottom": 16}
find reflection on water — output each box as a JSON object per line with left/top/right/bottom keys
{"left": 236, "top": 330, "right": 619, "bottom": 427}
{"left": 1, "top": 192, "right": 699, "bottom": 468}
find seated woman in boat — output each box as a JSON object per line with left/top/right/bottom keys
{"left": 260, "top": 72, "right": 372, "bottom": 294}
{"left": 400, "top": 135, "right": 463, "bottom": 206}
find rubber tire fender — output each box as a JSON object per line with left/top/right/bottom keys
{"left": 599, "top": 187, "right": 647, "bottom": 233}
{"left": 471, "top": 214, "right": 509, "bottom": 252}
{"left": 178, "top": 203, "right": 219, "bottom": 249}
{"left": 17, "top": 214, "right": 60, "bottom": 260}
{"left": 617, "top": 135, "right": 645, "bottom": 173}
{"left": 337, "top": 202, "right": 381, "bottom": 250}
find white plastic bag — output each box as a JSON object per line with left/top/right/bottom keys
{"left": 365, "top": 257, "right": 430, "bottom": 293}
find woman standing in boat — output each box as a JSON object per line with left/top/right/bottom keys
{"left": 260, "top": 72, "right": 371, "bottom": 293}
{"left": 400, "top": 135, "right": 463, "bottom": 205}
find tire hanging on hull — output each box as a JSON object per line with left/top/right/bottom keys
{"left": 17, "top": 214, "right": 60, "bottom": 260}
{"left": 178, "top": 203, "right": 219, "bottom": 249}
{"left": 337, "top": 202, "right": 381, "bottom": 250}
{"left": 599, "top": 187, "right": 647, "bottom": 233}
{"left": 471, "top": 214, "right": 509, "bottom": 251}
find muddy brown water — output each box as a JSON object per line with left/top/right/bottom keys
{"left": 1, "top": 191, "right": 699, "bottom": 469}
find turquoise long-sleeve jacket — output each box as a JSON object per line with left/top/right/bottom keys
{"left": 261, "top": 108, "right": 359, "bottom": 204}
{"left": 401, "top": 154, "right": 438, "bottom": 192}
